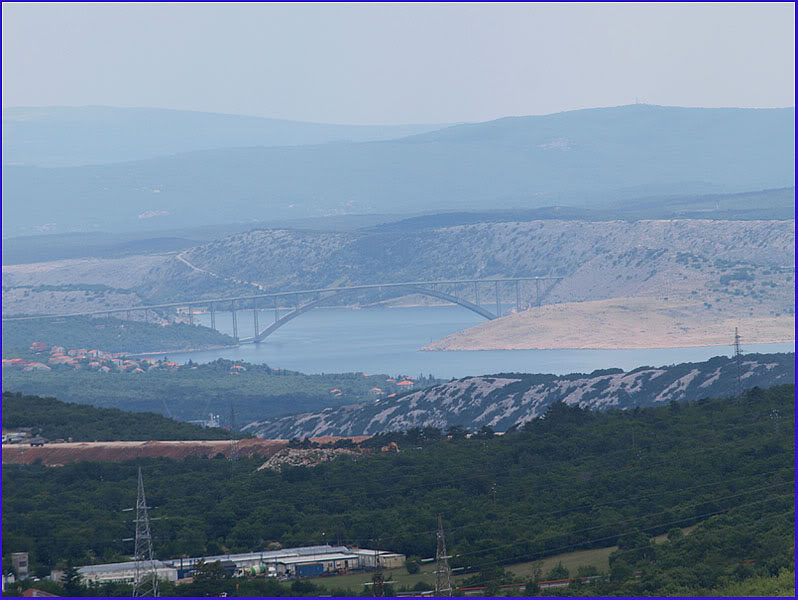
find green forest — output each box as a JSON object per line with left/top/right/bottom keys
{"left": 1, "top": 315, "right": 234, "bottom": 357}
{"left": 1, "top": 358, "right": 438, "bottom": 424}
{"left": 1, "top": 392, "right": 235, "bottom": 441}
{"left": 2, "top": 385, "right": 793, "bottom": 596}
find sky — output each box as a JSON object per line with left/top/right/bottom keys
{"left": 2, "top": 2, "right": 795, "bottom": 125}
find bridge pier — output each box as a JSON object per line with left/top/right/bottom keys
{"left": 516, "top": 280, "right": 520, "bottom": 312}
{"left": 535, "top": 279, "right": 541, "bottom": 307}
{"left": 188, "top": 304, "right": 193, "bottom": 326}
{"left": 253, "top": 302, "right": 259, "bottom": 343}
{"left": 474, "top": 282, "right": 480, "bottom": 307}
{"left": 495, "top": 281, "right": 501, "bottom": 317}
{"left": 231, "top": 300, "right": 238, "bottom": 341}
{"left": 210, "top": 302, "right": 216, "bottom": 330}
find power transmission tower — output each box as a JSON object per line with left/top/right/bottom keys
{"left": 133, "top": 467, "right": 159, "bottom": 597}
{"left": 371, "top": 557, "right": 385, "bottom": 597}
{"left": 366, "top": 544, "right": 386, "bottom": 596}
{"left": 434, "top": 515, "right": 453, "bottom": 596}
{"left": 734, "top": 327, "right": 743, "bottom": 398}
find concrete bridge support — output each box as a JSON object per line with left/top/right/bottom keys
{"left": 231, "top": 300, "right": 238, "bottom": 341}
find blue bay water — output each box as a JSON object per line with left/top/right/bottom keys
{"left": 160, "top": 306, "right": 795, "bottom": 379}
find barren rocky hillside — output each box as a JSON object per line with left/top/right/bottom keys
{"left": 1, "top": 285, "right": 145, "bottom": 317}
{"left": 139, "top": 219, "right": 795, "bottom": 311}
{"left": 2, "top": 255, "right": 168, "bottom": 317}
{"left": 243, "top": 352, "right": 795, "bottom": 438}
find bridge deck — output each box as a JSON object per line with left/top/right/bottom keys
{"left": 2, "top": 277, "right": 561, "bottom": 322}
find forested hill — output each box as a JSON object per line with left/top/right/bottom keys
{"left": 245, "top": 352, "right": 795, "bottom": 438}
{"left": 1, "top": 392, "right": 234, "bottom": 441}
{"left": 3, "top": 385, "right": 793, "bottom": 598}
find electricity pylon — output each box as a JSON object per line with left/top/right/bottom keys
{"left": 133, "top": 467, "right": 159, "bottom": 597}
{"left": 434, "top": 515, "right": 453, "bottom": 596}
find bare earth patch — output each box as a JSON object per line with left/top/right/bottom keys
{"left": 1, "top": 439, "right": 287, "bottom": 466}
{"left": 1, "top": 436, "right": 372, "bottom": 466}
{"left": 423, "top": 296, "right": 795, "bottom": 350}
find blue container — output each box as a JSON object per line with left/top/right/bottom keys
{"left": 296, "top": 563, "right": 325, "bottom": 578}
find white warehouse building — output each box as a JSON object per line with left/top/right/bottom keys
{"left": 62, "top": 561, "right": 177, "bottom": 585}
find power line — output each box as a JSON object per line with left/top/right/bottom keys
{"left": 19, "top": 410, "right": 792, "bottom": 564}
{"left": 444, "top": 481, "right": 792, "bottom": 562}
{"left": 446, "top": 496, "right": 793, "bottom": 590}
{"left": 88, "top": 417, "right": 791, "bottom": 554}
{"left": 393, "top": 466, "right": 792, "bottom": 545}
{"left": 269, "top": 414, "right": 785, "bottom": 501}
{"left": 60, "top": 464, "right": 793, "bottom": 563}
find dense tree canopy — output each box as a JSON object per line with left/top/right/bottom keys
{"left": 1, "top": 392, "right": 235, "bottom": 441}
{"left": 2, "top": 385, "right": 793, "bottom": 597}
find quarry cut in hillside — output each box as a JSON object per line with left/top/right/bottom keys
{"left": 1, "top": 439, "right": 287, "bottom": 466}
{"left": 1, "top": 436, "right": 374, "bottom": 466}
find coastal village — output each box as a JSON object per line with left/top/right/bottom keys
{"left": 1, "top": 342, "right": 180, "bottom": 374}
{"left": 1, "top": 341, "right": 418, "bottom": 395}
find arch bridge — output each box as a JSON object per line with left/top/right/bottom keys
{"left": 2, "top": 277, "right": 562, "bottom": 344}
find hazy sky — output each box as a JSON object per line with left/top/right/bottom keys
{"left": 2, "top": 2, "right": 794, "bottom": 124}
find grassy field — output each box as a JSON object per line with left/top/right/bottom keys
{"left": 308, "top": 563, "right": 437, "bottom": 592}
{"left": 309, "top": 525, "right": 697, "bottom": 592}
{"left": 307, "top": 546, "right": 614, "bottom": 592}
{"left": 505, "top": 545, "right": 617, "bottom": 581}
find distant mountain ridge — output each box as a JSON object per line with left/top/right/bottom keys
{"left": 243, "top": 352, "right": 795, "bottom": 438}
{"left": 3, "top": 104, "right": 793, "bottom": 236}
{"left": 1, "top": 105, "right": 449, "bottom": 167}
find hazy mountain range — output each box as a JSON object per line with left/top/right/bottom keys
{"left": 1, "top": 106, "right": 448, "bottom": 166}
{"left": 3, "top": 104, "right": 794, "bottom": 236}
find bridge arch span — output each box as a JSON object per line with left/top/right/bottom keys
{"left": 241, "top": 285, "right": 497, "bottom": 343}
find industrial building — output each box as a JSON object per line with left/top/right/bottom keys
{"left": 55, "top": 545, "right": 405, "bottom": 585}
{"left": 162, "top": 544, "right": 353, "bottom": 573}
{"left": 11, "top": 553, "right": 29, "bottom": 579}
{"left": 273, "top": 551, "right": 364, "bottom": 578}
{"left": 60, "top": 561, "right": 177, "bottom": 585}
{"left": 350, "top": 548, "right": 406, "bottom": 570}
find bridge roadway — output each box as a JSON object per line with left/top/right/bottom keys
{"left": 2, "top": 277, "right": 563, "bottom": 343}
{"left": 1, "top": 278, "right": 561, "bottom": 322}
